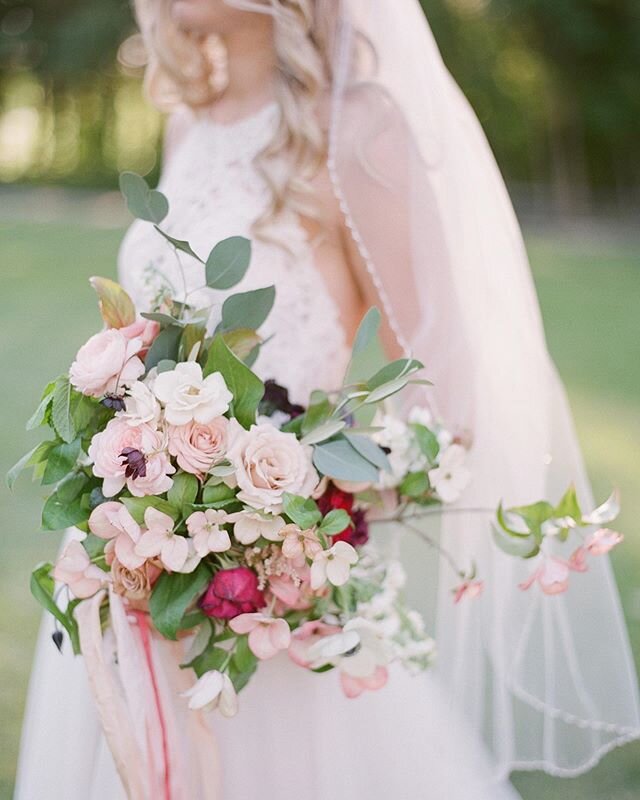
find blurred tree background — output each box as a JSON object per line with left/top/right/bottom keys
{"left": 0, "top": 0, "right": 639, "bottom": 211}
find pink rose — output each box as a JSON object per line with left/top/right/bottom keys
{"left": 120, "top": 318, "right": 160, "bottom": 353}
{"left": 199, "top": 567, "right": 265, "bottom": 620}
{"left": 52, "top": 540, "right": 107, "bottom": 599}
{"left": 69, "top": 329, "right": 145, "bottom": 398}
{"left": 110, "top": 556, "right": 162, "bottom": 602}
{"left": 88, "top": 418, "right": 175, "bottom": 497}
{"left": 167, "top": 417, "right": 229, "bottom": 479}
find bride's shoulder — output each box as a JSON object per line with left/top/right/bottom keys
{"left": 163, "top": 104, "right": 198, "bottom": 163}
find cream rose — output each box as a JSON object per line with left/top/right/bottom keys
{"left": 167, "top": 417, "right": 229, "bottom": 478}
{"left": 227, "top": 420, "right": 319, "bottom": 513}
{"left": 69, "top": 329, "right": 144, "bottom": 398}
{"left": 153, "top": 362, "right": 232, "bottom": 426}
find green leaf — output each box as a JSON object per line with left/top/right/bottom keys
{"left": 202, "top": 482, "right": 236, "bottom": 505}
{"left": 221, "top": 286, "right": 275, "bottom": 331}
{"left": 149, "top": 563, "right": 211, "bottom": 641}
{"left": 300, "top": 419, "right": 346, "bottom": 446}
{"left": 231, "top": 635, "right": 257, "bottom": 674}
{"left": 492, "top": 523, "right": 540, "bottom": 559}
{"left": 367, "top": 358, "right": 424, "bottom": 391}
{"left": 30, "top": 563, "right": 81, "bottom": 654}
{"left": 398, "top": 471, "right": 429, "bottom": 498}
{"left": 312, "top": 439, "right": 380, "bottom": 483}
{"left": 42, "top": 438, "right": 82, "bottom": 486}
{"left": 145, "top": 325, "right": 183, "bottom": 371}
{"left": 343, "top": 432, "right": 390, "bottom": 471}
{"left": 301, "top": 393, "right": 333, "bottom": 436}
{"left": 206, "top": 236, "right": 251, "bottom": 290}
{"left": 26, "top": 380, "right": 56, "bottom": 430}
{"left": 52, "top": 376, "right": 76, "bottom": 443}
{"left": 179, "top": 323, "right": 207, "bottom": 362}
{"left": 42, "top": 474, "right": 89, "bottom": 530}
{"left": 352, "top": 307, "right": 381, "bottom": 356}
{"left": 141, "top": 311, "right": 184, "bottom": 328}
{"left": 282, "top": 493, "right": 322, "bottom": 529}
{"left": 6, "top": 441, "right": 54, "bottom": 489}
{"left": 229, "top": 660, "right": 258, "bottom": 693}
{"left": 89, "top": 276, "right": 137, "bottom": 328}
{"left": 553, "top": 484, "right": 582, "bottom": 523}
{"left": 185, "top": 646, "right": 229, "bottom": 677}
{"left": 496, "top": 503, "right": 533, "bottom": 537}
{"left": 119, "top": 172, "right": 169, "bottom": 224}
{"left": 121, "top": 496, "right": 179, "bottom": 525}
{"left": 509, "top": 500, "right": 555, "bottom": 531}
{"left": 204, "top": 336, "right": 264, "bottom": 429}
{"left": 82, "top": 533, "right": 107, "bottom": 560}
{"left": 167, "top": 472, "right": 199, "bottom": 512}
{"left": 412, "top": 424, "right": 440, "bottom": 463}
{"left": 364, "top": 375, "right": 412, "bottom": 405}
{"left": 318, "top": 509, "right": 351, "bottom": 536}
{"left": 222, "top": 329, "right": 262, "bottom": 362}
{"left": 153, "top": 227, "right": 203, "bottom": 262}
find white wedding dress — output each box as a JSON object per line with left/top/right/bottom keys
{"left": 15, "top": 104, "right": 521, "bottom": 800}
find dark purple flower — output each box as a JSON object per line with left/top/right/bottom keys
{"left": 260, "top": 380, "right": 305, "bottom": 419}
{"left": 102, "top": 393, "right": 126, "bottom": 412}
{"left": 119, "top": 447, "right": 147, "bottom": 479}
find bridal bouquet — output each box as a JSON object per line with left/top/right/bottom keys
{"left": 9, "top": 173, "right": 624, "bottom": 717}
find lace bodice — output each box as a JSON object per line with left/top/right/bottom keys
{"left": 118, "top": 103, "right": 350, "bottom": 404}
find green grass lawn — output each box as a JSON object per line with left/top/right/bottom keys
{"left": 0, "top": 216, "right": 638, "bottom": 799}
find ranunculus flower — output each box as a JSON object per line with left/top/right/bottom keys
{"left": 120, "top": 318, "right": 160, "bottom": 353}
{"left": 181, "top": 670, "right": 238, "bottom": 717}
{"left": 186, "top": 509, "right": 231, "bottom": 556}
{"left": 229, "top": 613, "right": 291, "bottom": 660}
{"left": 110, "top": 557, "right": 161, "bottom": 601}
{"left": 88, "top": 418, "right": 175, "bottom": 497}
{"left": 428, "top": 444, "right": 471, "bottom": 503}
{"left": 135, "top": 507, "right": 189, "bottom": 572}
{"left": 310, "top": 541, "right": 358, "bottom": 590}
{"left": 52, "top": 540, "right": 107, "bottom": 599}
{"left": 88, "top": 501, "right": 145, "bottom": 570}
{"left": 153, "top": 362, "right": 232, "bottom": 426}
{"left": 226, "top": 509, "right": 286, "bottom": 545}
{"left": 69, "top": 329, "right": 145, "bottom": 398}
{"left": 167, "top": 417, "right": 229, "bottom": 478}
{"left": 227, "top": 420, "right": 319, "bottom": 513}
{"left": 199, "top": 567, "right": 265, "bottom": 620}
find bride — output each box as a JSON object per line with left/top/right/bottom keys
{"left": 15, "top": 1, "right": 640, "bottom": 798}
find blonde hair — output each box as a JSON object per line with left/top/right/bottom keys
{"left": 134, "top": 0, "right": 339, "bottom": 239}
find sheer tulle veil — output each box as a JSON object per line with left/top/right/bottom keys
{"left": 324, "top": 0, "right": 640, "bottom": 779}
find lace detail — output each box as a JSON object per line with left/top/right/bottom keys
{"left": 118, "top": 104, "right": 350, "bottom": 405}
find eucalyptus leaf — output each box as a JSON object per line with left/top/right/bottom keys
{"left": 145, "top": 325, "right": 183, "bottom": 371}
{"left": 343, "top": 432, "right": 390, "bottom": 470}
{"left": 312, "top": 439, "right": 380, "bottom": 483}
{"left": 367, "top": 358, "right": 423, "bottom": 391}
{"left": 221, "top": 286, "right": 275, "bottom": 331}
{"left": 352, "top": 307, "right": 381, "bottom": 356}
{"left": 364, "top": 376, "right": 411, "bottom": 405}
{"left": 154, "top": 227, "right": 203, "bottom": 262}
{"left": 119, "top": 171, "right": 169, "bottom": 224}
{"left": 206, "top": 236, "right": 251, "bottom": 290}
{"left": 141, "top": 311, "right": 184, "bottom": 328}
{"left": 300, "top": 419, "right": 346, "bottom": 446}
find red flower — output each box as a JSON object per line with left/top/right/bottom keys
{"left": 317, "top": 484, "right": 369, "bottom": 547}
{"left": 200, "top": 567, "right": 265, "bottom": 620}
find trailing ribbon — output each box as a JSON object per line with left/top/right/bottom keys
{"left": 76, "top": 590, "right": 222, "bottom": 799}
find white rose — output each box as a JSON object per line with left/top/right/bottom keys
{"left": 227, "top": 420, "right": 319, "bottom": 513}
{"left": 117, "top": 381, "right": 161, "bottom": 427}
{"left": 153, "top": 362, "right": 233, "bottom": 426}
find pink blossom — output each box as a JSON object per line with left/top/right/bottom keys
{"left": 585, "top": 528, "right": 623, "bottom": 555}
{"left": 88, "top": 501, "right": 145, "bottom": 570}
{"left": 453, "top": 579, "right": 484, "bottom": 604}
{"left": 167, "top": 417, "right": 228, "bottom": 479}
{"left": 88, "top": 418, "right": 174, "bottom": 497}
{"left": 267, "top": 571, "right": 317, "bottom": 612}
{"left": 288, "top": 620, "right": 342, "bottom": 668}
{"left": 199, "top": 567, "right": 265, "bottom": 620}
{"left": 52, "top": 540, "right": 107, "bottom": 599}
{"left": 186, "top": 509, "right": 231, "bottom": 556}
{"left": 135, "top": 507, "right": 189, "bottom": 572}
{"left": 281, "top": 525, "right": 322, "bottom": 564}
{"left": 519, "top": 556, "right": 574, "bottom": 595}
{"left": 69, "top": 329, "right": 144, "bottom": 398}
{"left": 340, "top": 666, "right": 389, "bottom": 699}
{"left": 229, "top": 613, "right": 291, "bottom": 660}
